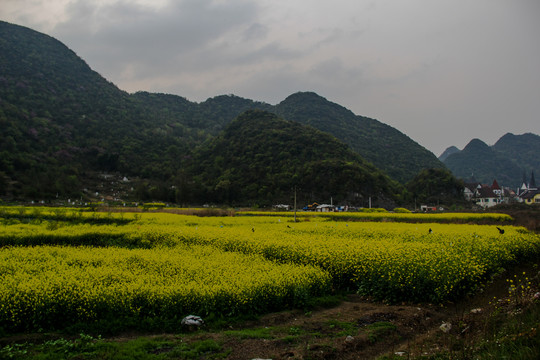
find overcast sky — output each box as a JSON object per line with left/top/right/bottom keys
{"left": 3, "top": 0, "right": 539, "bottom": 156}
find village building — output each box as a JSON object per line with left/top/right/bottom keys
{"left": 464, "top": 178, "right": 514, "bottom": 208}
{"left": 474, "top": 184, "right": 501, "bottom": 208}
{"left": 517, "top": 171, "right": 540, "bottom": 204}
{"left": 463, "top": 185, "right": 475, "bottom": 201}
{"left": 420, "top": 205, "right": 438, "bottom": 212}
{"left": 315, "top": 204, "right": 335, "bottom": 212}
{"left": 273, "top": 204, "right": 291, "bottom": 211}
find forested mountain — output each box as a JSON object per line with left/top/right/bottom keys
{"left": 0, "top": 21, "right": 195, "bottom": 198}
{"left": 273, "top": 92, "right": 445, "bottom": 183}
{"left": 492, "top": 133, "right": 540, "bottom": 174}
{"left": 405, "top": 168, "right": 464, "bottom": 205}
{"left": 438, "top": 146, "right": 460, "bottom": 162}
{"left": 441, "top": 133, "right": 540, "bottom": 187}
{"left": 0, "top": 21, "right": 446, "bottom": 205}
{"left": 185, "top": 110, "right": 403, "bottom": 207}
{"left": 134, "top": 90, "right": 444, "bottom": 184}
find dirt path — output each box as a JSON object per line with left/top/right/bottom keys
{"left": 167, "top": 261, "right": 538, "bottom": 360}
{"left": 213, "top": 296, "right": 447, "bottom": 359}
{"left": 1, "top": 263, "right": 537, "bottom": 359}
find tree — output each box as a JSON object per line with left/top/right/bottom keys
{"left": 406, "top": 168, "right": 464, "bottom": 204}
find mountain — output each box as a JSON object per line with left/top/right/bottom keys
{"left": 405, "top": 168, "right": 465, "bottom": 204}
{"left": 0, "top": 21, "right": 441, "bottom": 204}
{"left": 186, "top": 110, "right": 403, "bottom": 207}
{"left": 136, "top": 90, "right": 445, "bottom": 184}
{"left": 492, "top": 133, "right": 540, "bottom": 173}
{"left": 438, "top": 146, "right": 460, "bottom": 162}
{"left": 273, "top": 92, "right": 445, "bottom": 183}
{"left": 441, "top": 134, "right": 539, "bottom": 187}
{"left": 0, "top": 21, "right": 200, "bottom": 198}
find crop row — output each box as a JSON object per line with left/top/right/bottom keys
{"left": 3, "top": 213, "right": 537, "bottom": 302}
{"left": 0, "top": 243, "right": 330, "bottom": 332}
{"left": 158, "top": 219, "right": 539, "bottom": 303}
{"left": 0, "top": 206, "right": 138, "bottom": 225}
{"left": 238, "top": 210, "right": 514, "bottom": 223}
{"left": 1, "top": 209, "right": 539, "bottom": 332}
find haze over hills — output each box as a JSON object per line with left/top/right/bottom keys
{"left": 0, "top": 20, "right": 445, "bottom": 205}
{"left": 440, "top": 133, "right": 540, "bottom": 188}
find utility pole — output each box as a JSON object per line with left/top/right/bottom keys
{"left": 294, "top": 186, "right": 297, "bottom": 223}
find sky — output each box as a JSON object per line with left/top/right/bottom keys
{"left": 2, "top": 0, "right": 539, "bottom": 156}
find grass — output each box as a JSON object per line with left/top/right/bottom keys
{"left": 377, "top": 266, "right": 540, "bottom": 360}
{"left": 3, "top": 271, "right": 539, "bottom": 360}
{"left": 305, "top": 294, "right": 347, "bottom": 310}
{"left": 223, "top": 327, "right": 273, "bottom": 339}
{"left": 1, "top": 207, "right": 538, "bottom": 359}
{"left": 474, "top": 298, "right": 540, "bottom": 359}
{"left": 0, "top": 334, "right": 229, "bottom": 360}
{"left": 326, "top": 320, "right": 358, "bottom": 337}
{"left": 366, "top": 321, "right": 398, "bottom": 343}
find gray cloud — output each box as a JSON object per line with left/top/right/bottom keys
{"left": 52, "top": 0, "right": 261, "bottom": 81}
{"left": 2, "top": 0, "right": 539, "bottom": 156}
{"left": 242, "top": 22, "right": 268, "bottom": 42}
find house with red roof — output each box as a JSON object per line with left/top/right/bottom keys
{"left": 475, "top": 183, "right": 500, "bottom": 208}
{"left": 466, "top": 179, "right": 514, "bottom": 208}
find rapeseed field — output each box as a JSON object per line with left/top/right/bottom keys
{"left": 0, "top": 207, "right": 538, "bottom": 332}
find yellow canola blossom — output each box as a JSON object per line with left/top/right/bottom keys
{"left": 145, "top": 218, "right": 539, "bottom": 303}
{"left": 238, "top": 210, "right": 514, "bottom": 223}
{"left": 1, "top": 209, "right": 539, "bottom": 331}
{"left": 0, "top": 244, "right": 330, "bottom": 331}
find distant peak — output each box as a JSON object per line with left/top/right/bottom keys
{"left": 280, "top": 91, "right": 327, "bottom": 103}
{"left": 438, "top": 146, "right": 460, "bottom": 161}
{"left": 463, "top": 138, "right": 490, "bottom": 151}
{"left": 499, "top": 132, "right": 516, "bottom": 139}
{"left": 286, "top": 91, "right": 323, "bottom": 98}
{"left": 277, "top": 91, "right": 356, "bottom": 117}
{"left": 494, "top": 132, "right": 540, "bottom": 147}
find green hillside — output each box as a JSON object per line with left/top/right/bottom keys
{"left": 0, "top": 21, "right": 193, "bottom": 198}
{"left": 438, "top": 146, "right": 460, "bottom": 162}
{"left": 0, "top": 21, "right": 444, "bottom": 205}
{"left": 442, "top": 133, "right": 540, "bottom": 187}
{"left": 493, "top": 133, "right": 540, "bottom": 175}
{"left": 442, "top": 138, "right": 524, "bottom": 187}
{"left": 274, "top": 92, "right": 445, "bottom": 183}
{"left": 187, "top": 110, "right": 403, "bottom": 207}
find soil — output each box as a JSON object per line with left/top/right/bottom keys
{"left": 1, "top": 268, "right": 538, "bottom": 360}
{"left": 151, "top": 262, "right": 538, "bottom": 360}
{"left": 2, "top": 205, "right": 538, "bottom": 359}
{"left": 489, "top": 203, "right": 540, "bottom": 232}
{"left": 205, "top": 296, "right": 446, "bottom": 360}
{"left": 4, "top": 264, "right": 537, "bottom": 360}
